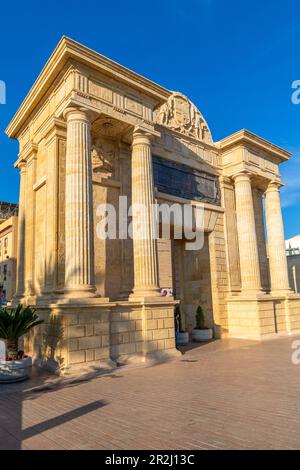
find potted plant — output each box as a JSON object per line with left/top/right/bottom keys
{"left": 0, "top": 304, "right": 44, "bottom": 383}
{"left": 192, "top": 305, "right": 213, "bottom": 342}
{"left": 174, "top": 304, "right": 189, "bottom": 346}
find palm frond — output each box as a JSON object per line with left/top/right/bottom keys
{"left": 0, "top": 304, "right": 44, "bottom": 340}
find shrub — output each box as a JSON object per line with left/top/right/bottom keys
{"left": 0, "top": 304, "right": 44, "bottom": 360}
{"left": 195, "top": 305, "right": 205, "bottom": 329}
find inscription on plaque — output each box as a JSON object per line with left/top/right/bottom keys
{"left": 153, "top": 155, "right": 221, "bottom": 205}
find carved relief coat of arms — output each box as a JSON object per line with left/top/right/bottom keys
{"left": 155, "top": 92, "right": 212, "bottom": 143}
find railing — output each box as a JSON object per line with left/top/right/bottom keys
{"left": 286, "top": 247, "right": 300, "bottom": 256}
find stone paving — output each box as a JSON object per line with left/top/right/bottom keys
{"left": 0, "top": 335, "right": 300, "bottom": 450}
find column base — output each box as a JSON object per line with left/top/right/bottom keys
{"left": 234, "top": 290, "right": 267, "bottom": 299}
{"left": 129, "top": 294, "right": 173, "bottom": 303}
{"left": 11, "top": 294, "right": 28, "bottom": 306}
{"left": 129, "top": 287, "right": 168, "bottom": 303}
{"left": 63, "top": 285, "right": 98, "bottom": 299}
{"left": 55, "top": 296, "right": 111, "bottom": 306}
{"left": 118, "top": 291, "right": 132, "bottom": 300}
{"left": 270, "top": 289, "right": 293, "bottom": 297}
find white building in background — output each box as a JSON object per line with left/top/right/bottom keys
{"left": 286, "top": 234, "right": 300, "bottom": 293}
{"left": 286, "top": 234, "right": 300, "bottom": 255}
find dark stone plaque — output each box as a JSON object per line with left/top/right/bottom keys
{"left": 153, "top": 156, "right": 221, "bottom": 206}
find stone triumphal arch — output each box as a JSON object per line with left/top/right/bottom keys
{"left": 6, "top": 37, "right": 300, "bottom": 372}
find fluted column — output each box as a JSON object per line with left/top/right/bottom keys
{"left": 233, "top": 171, "right": 262, "bottom": 293}
{"left": 15, "top": 163, "right": 26, "bottom": 300}
{"left": 130, "top": 128, "right": 161, "bottom": 299}
{"left": 253, "top": 188, "right": 270, "bottom": 291}
{"left": 265, "top": 180, "right": 291, "bottom": 294}
{"left": 64, "top": 107, "right": 96, "bottom": 297}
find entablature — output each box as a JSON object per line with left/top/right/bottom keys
{"left": 216, "top": 129, "right": 291, "bottom": 186}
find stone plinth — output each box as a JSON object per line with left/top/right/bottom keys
{"left": 227, "top": 294, "right": 300, "bottom": 339}
{"left": 25, "top": 300, "right": 179, "bottom": 374}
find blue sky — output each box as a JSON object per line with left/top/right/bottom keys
{"left": 0, "top": 0, "right": 299, "bottom": 238}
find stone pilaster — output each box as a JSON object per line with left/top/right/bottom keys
{"left": 265, "top": 180, "right": 291, "bottom": 294}
{"left": 220, "top": 176, "right": 241, "bottom": 292}
{"left": 24, "top": 152, "right": 37, "bottom": 299}
{"left": 119, "top": 142, "right": 133, "bottom": 299}
{"left": 129, "top": 128, "right": 161, "bottom": 301}
{"left": 233, "top": 171, "right": 262, "bottom": 294}
{"left": 64, "top": 107, "right": 96, "bottom": 297}
{"left": 15, "top": 163, "right": 26, "bottom": 301}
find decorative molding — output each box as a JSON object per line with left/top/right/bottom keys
{"left": 156, "top": 191, "right": 224, "bottom": 213}
{"left": 216, "top": 129, "right": 291, "bottom": 162}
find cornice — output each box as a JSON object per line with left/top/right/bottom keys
{"left": 6, "top": 36, "right": 171, "bottom": 139}
{"left": 215, "top": 129, "right": 291, "bottom": 163}
{"left": 14, "top": 142, "right": 38, "bottom": 168}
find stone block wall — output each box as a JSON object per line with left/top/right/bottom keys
{"left": 110, "top": 303, "right": 176, "bottom": 363}
{"left": 25, "top": 301, "right": 177, "bottom": 372}
{"left": 65, "top": 309, "right": 111, "bottom": 369}
{"left": 227, "top": 296, "right": 300, "bottom": 339}
{"left": 227, "top": 299, "right": 263, "bottom": 339}
{"left": 208, "top": 212, "right": 230, "bottom": 337}
{"left": 182, "top": 234, "right": 214, "bottom": 332}
{"left": 157, "top": 238, "right": 173, "bottom": 290}
{"left": 288, "top": 298, "right": 300, "bottom": 331}
{"left": 25, "top": 306, "right": 111, "bottom": 372}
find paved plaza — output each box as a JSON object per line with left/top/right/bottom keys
{"left": 0, "top": 336, "right": 300, "bottom": 450}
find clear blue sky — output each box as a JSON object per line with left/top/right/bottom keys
{"left": 0, "top": 0, "right": 299, "bottom": 238}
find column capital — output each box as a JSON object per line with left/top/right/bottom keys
{"left": 63, "top": 106, "right": 92, "bottom": 123}
{"left": 18, "top": 161, "right": 27, "bottom": 173}
{"left": 132, "top": 125, "right": 160, "bottom": 145}
{"left": 232, "top": 170, "right": 252, "bottom": 183}
{"left": 14, "top": 142, "right": 38, "bottom": 169}
{"left": 266, "top": 179, "right": 284, "bottom": 193}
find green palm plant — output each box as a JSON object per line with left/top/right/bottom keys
{"left": 0, "top": 304, "right": 44, "bottom": 360}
